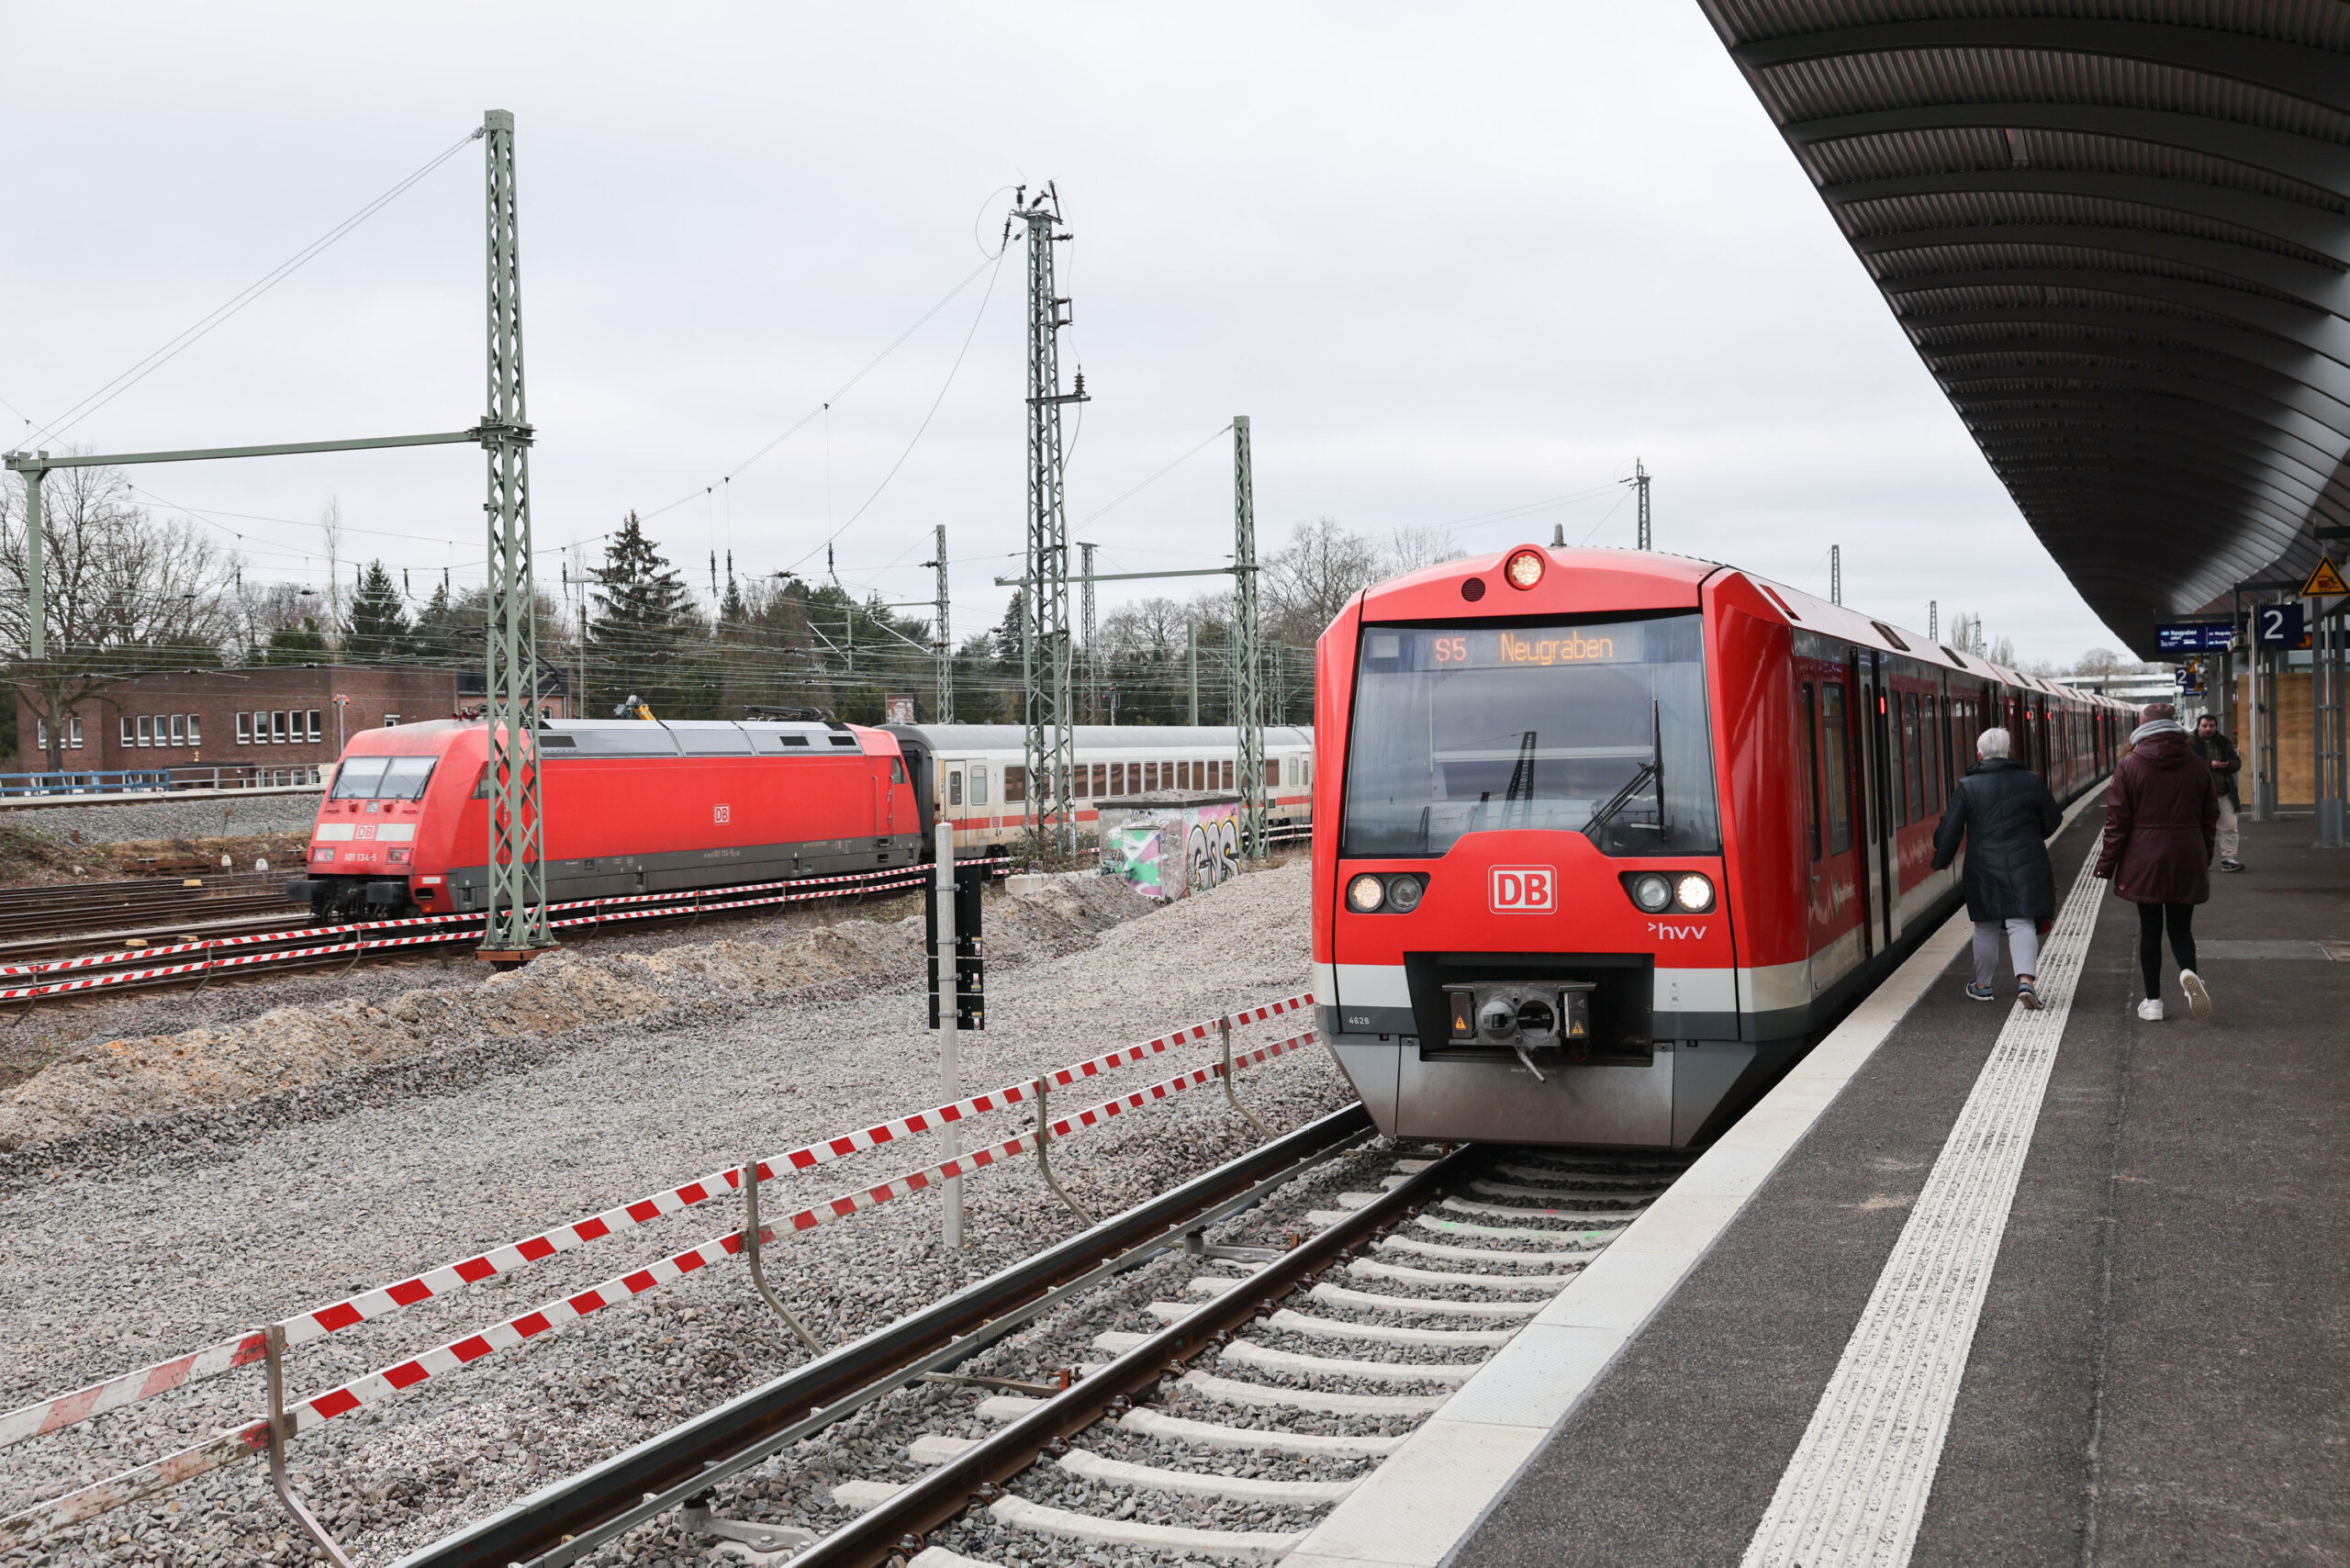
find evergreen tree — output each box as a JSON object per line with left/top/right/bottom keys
{"left": 261, "top": 618, "right": 330, "bottom": 665}
{"left": 588, "top": 511, "right": 710, "bottom": 717}
{"left": 341, "top": 561, "right": 412, "bottom": 664}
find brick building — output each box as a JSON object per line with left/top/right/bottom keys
{"left": 13, "top": 666, "right": 569, "bottom": 783}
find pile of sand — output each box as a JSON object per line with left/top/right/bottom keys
{"left": 0, "top": 871, "right": 1148, "bottom": 1155}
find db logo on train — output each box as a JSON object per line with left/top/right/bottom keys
{"left": 1489, "top": 866, "right": 1554, "bottom": 913}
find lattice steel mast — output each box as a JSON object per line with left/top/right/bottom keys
{"left": 478, "top": 109, "right": 552, "bottom": 960}
{"left": 1233, "top": 414, "right": 1265, "bottom": 859}
{"left": 1013, "top": 185, "right": 1086, "bottom": 854}
{"left": 1080, "top": 541, "right": 1097, "bottom": 723}
{"left": 927, "top": 523, "right": 953, "bottom": 722}
{"left": 1630, "top": 458, "right": 1651, "bottom": 551}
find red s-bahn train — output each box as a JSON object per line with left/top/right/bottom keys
{"left": 1312, "top": 544, "right": 2132, "bottom": 1149}
{"left": 288, "top": 717, "right": 930, "bottom": 924}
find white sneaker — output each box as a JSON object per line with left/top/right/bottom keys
{"left": 2180, "top": 970, "right": 2212, "bottom": 1020}
{"left": 2136, "top": 998, "right": 2166, "bottom": 1022}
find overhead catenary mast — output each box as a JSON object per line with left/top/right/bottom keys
{"left": 1011, "top": 185, "right": 1087, "bottom": 856}
{"left": 929, "top": 524, "right": 953, "bottom": 722}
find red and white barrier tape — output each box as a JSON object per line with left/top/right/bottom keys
{"left": 0, "top": 1028, "right": 1316, "bottom": 1551}
{"left": 0, "top": 991, "right": 1314, "bottom": 1451}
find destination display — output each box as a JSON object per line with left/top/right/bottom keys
{"left": 1362, "top": 622, "right": 1646, "bottom": 670}
{"left": 2154, "top": 622, "right": 2236, "bottom": 653}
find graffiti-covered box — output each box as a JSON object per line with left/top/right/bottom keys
{"left": 1098, "top": 792, "right": 1241, "bottom": 902}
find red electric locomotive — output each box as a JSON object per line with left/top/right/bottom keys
{"left": 289, "top": 717, "right": 927, "bottom": 923}
{"left": 1312, "top": 544, "right": 2129, "bottom": 1148}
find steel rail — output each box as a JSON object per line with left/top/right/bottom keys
{"left": 395, "top": 1103, "right": 1378, "bottom": 1568}
{"left": 783, "top": 1140, "right": 1480, "bottom": 1568}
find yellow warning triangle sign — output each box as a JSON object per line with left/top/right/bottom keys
{"left": 2302, "top": 554, "right": 2350, "bottom": 597}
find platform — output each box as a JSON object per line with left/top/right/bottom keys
{"left": 1289, "top": 806, "right": 2350, "bottom": 1568}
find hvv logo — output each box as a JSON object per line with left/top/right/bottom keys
{"left": 1489, "top": 866, "right": 1554, "bottom": 913}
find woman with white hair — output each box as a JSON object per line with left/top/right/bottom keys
{"left": 1932, "top": 725, "right": 2064, "bottom": 1007}
{"left": 2096, "top": 701, "right": 2219, "bottom": 1021}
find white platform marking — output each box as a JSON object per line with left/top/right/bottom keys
{"left": 1740, "top": 842, "right": 2103, "bottom": 1568}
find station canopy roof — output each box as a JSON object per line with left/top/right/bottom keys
{"left": 1701, "top": 2, "right": 2350, "bottom": 655}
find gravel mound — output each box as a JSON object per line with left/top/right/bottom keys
{"left": 0, "top": 859, "right": 1341, "bottom": 1567}
{"left": 0, "top": 790, "right": 324, "bottom": 846}
{"left": 0, "top": 870, "right": 1146, "bottom": 1158}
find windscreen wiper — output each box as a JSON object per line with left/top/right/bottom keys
{"left": 1583, "top": 702, "right": 1664, "bottom": 846}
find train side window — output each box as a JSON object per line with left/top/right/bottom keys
{"left": 890, "top": 758, "right": 906, "bottom": 784}
{"left": 970, "top": 766, "right": 989, "bottom": 805}
{"left": 1110, "top": 762, "right": 1125, "bottom": 794}
{"left": 1004, "top": 766, "right": 1025, "bottom": 803}
{"left": 947, "top": 770, "right": 963, "bottom": 807}
{"left": 1268, "top": 758, "right": 1282, "bottom": 787}
{"left": 1821, "top": 682, "right": 1852, "bottom": 856}
{"left": 1091, "top": 763, "right": 1107, "bottom": 796}
{"left": 1176, "top": 761, "right": 1189, "bottom": 790}
{"left": 1800, "top": 682, "right": 1821, "bottom": 863}
{"left": 1223, "top": 759, "right": 1234, "bottom": 790}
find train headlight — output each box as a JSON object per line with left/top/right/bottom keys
{"left": 1628, "top": 872, "right": 1673, "bottom": 913}
{"left": 1504, "top": 548, "right": 1547, "bottom": 590}
{"left": 1674, "top": 873, "right": 1716, "bottom": 913}
{"left": 1347, "top": 873, "right": 1388, "bottom": 913}
{"left": 1386, "top": 873, "right": 1426, "bottom": 912}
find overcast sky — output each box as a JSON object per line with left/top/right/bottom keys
{"left": 2, "top": 3, "right": 2127, "bottom": 666}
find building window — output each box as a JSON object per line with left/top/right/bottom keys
{"left": 186, "top": 714, "right": 200, "bottom": 745}
{"left": 237, "top": 712, "right": 252, "bottom": 745}
{"left": 36, "top": 719, "right": 48, "bottom": 751}
{"left": 121, "top": 716, "right": 135, "bottom": 746}
{"left": 383, "top": 714, "right": 399, "bottom": 727}
{"left": 308, "top": 710, "right": 322, "bottom": 743}
{"left": 136, "top": 715, "right": 152, "bottom": 746}
{"left": 168, "top": 714, "right": 185, "bottom": 745}
{"left": 272, "top": 711, "right": 288, "bottom": 744}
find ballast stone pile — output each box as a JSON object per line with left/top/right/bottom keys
{"left": 0, "top": 860, "right": 1342, "bottom": 1568}
{"left": 0, "top": 870, "right": 1142, "bottom": 1156}
{"left": 0, "top": 790, "right": 324, "bottom": 847}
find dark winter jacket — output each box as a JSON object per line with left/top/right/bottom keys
{"left": 1931, "top": 756, "right": 2064, "bottom": 924}
{"left": 2096, "top": 729, "right": 2220, "bottom": 904}
{"left": 2189, "top": 728, "right": 2242, "bottom": 808}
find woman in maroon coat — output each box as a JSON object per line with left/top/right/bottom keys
{"left": 2096, "top": 703, "right": 2220, "bottom": 1021}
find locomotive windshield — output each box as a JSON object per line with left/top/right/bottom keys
{"left": 1340, "top": 612, "right": 1720, "bottom": 857}
{"left": 330, "top": 755, "right": 437, "bottom": 801}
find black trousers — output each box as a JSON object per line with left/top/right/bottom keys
{"left": 2135, "top": 901, "right": 2198, "bottom": 998}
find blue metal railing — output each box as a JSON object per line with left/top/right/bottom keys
{"left": 0, "top": 767, "right": 323, "bottom": 799}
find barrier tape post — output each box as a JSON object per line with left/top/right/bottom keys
{"left": 1031, "top": 1075, "right": 1095, "bottom": 1227}
{"left": 1220, "top": 1015, "right": 1270, "bottom": 1137}
{"left": 934, "top": 823, "right": 962, "bottom": 1250}
{"left": 741, "top": 1159, "right": 823, "bottom": 1354}
{"left": 263, "top": 1326, "right": 354, "bottom": 1568}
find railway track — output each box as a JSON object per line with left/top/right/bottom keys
{"left": 395, "top": 1113, "right": 1683, "bottom": 1568}
{"left": 0, "top": 878, "right": 287, "bottom": 948}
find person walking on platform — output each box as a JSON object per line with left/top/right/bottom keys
{"left": 2192, "top": 712, "right": 2245, "bottom": 871}
{"left": 2098, "top": 702, "right": 2220, "bottom": 1022}
{"left": 1932, "top": 726, "right": 2062, "bottom": 1009}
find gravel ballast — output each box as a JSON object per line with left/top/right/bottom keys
{"left": 0, "top": 790, "right": 324, "bottom": 847}
{"left": 0, "top": 860, "right": 1354, "bottom": 1566}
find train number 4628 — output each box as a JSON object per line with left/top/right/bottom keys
{"left": 1489, "top": 866, "right": 1554, "bottom": 913}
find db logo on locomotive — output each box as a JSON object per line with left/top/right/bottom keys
{"left": 1488, "top": 866, "right": 1554, "bottom": 913}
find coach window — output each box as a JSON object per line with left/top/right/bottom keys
{"left": 969, "top": 766, "right": 989, "bottom": 805}
{"left": 1820, "top": 682, "right": 1853, "bottom": 856}
{"left": 1800, "top": 683, "right": 1821, "bottom": 862}
{"left": 1905, "top": 694, "right": 1924, "bottom": 823}
{"left": 1003, "top": 765, "right": 1025, "bottom": 803}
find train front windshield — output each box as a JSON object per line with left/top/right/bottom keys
{"left": 1341, "top": 613, "right": 1720, "bottom": 857}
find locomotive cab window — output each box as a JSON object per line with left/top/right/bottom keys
{"left": 1340, "top": 614, "right": 1721, "bottom": 857}
{"left": 333, "top": 755, "right": 438, "bottom": 801}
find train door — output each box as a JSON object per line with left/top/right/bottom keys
{"left": 1859, "top": 651, "right": 1897, "bottom": 953}
{"left": 1804, "top": 675, "right": 1864, "bottom": 981}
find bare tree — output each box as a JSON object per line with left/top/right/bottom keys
{"left": 0, "top": 461, "right": 244, "bottom": 770}
{"left": 1264, "top": 517, "right": 1384, "bottom": 644}
{"left": 1384, "top": 524, "right": 1460, "bottom": 575}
